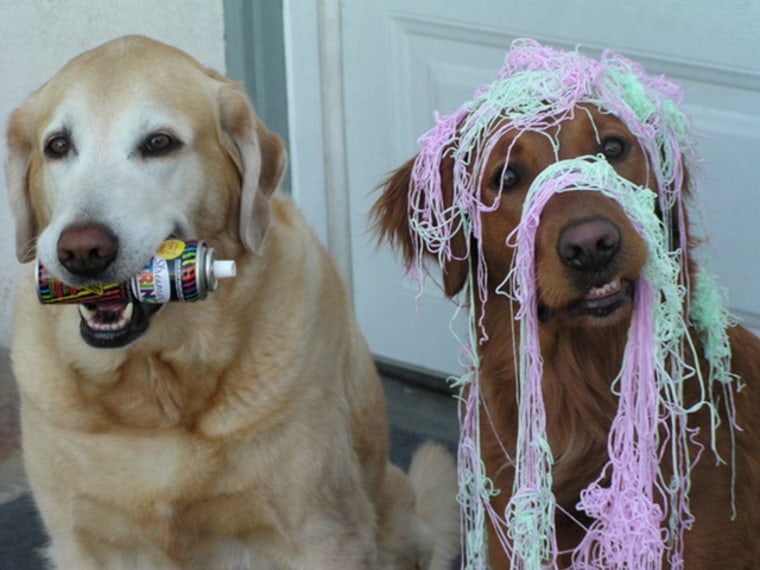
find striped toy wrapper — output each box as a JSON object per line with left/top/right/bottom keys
{"left": 36, "top": 262, "right": 130, "bottom": 304}
{"left": 36, "top": 239, "right": 208, "bottom": 305}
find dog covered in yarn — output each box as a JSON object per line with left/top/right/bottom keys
{"left": 373, "top": 39, "right": 760, "bottom": 568}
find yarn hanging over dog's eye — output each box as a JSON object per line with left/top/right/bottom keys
{"left": 407, "top": 38, "right": 699, "bottom": 332}
{"left": 490, "top": 165, "right": 520, "bottom": 193}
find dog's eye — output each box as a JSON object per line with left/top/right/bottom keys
{"left": 45, "top": 135, "right": 72, "bottom": 159}
{"left": 490, "top": 166, "right": 520, "bottom": 192}
{"left": 140, "top": 133, "right": 181, "bottom": 157}
{"left": 601, "top": 137, "right": 629, "bottom": 161}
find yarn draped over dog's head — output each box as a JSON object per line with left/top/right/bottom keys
{"left": 409, "top": 38, "right": 695, "bottom": 311}
{"left": 402, "top": 39, "right": 736, "bottom": 569}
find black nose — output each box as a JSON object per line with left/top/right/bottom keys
{"left": 557, "top": 217, "right": 621, "bottom": 271}
{"left": 57, "top": 223, "right": 118, "bottom": 277}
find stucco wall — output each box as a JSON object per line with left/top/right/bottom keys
{"left": 0, "top": 0, "right": 226, "bottom": 348}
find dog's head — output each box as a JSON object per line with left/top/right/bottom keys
{"left": 373, "top": 39, "right": 695, "bottom": 332}
{"left": 6, "top": 35, "right": 286, "bottom": 348}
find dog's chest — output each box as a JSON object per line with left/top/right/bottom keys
{"left": 59, "top": 429, "right": 280, "bottom": 553}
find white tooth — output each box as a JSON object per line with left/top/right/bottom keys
{"left": 96, "top": 318, "right": 126, "bottom": 332}
{"left": 589, "top": 279, "right": 621, "bottom": 298}
{"left": 79, "top": 303, "right": 132, "bottom": 332}
{"left": 79, "top": 305, "right": 97, "bottom": 324}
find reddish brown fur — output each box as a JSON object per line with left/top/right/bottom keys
{"left": 373, "top": 107, "right": 760, "bottom": 568}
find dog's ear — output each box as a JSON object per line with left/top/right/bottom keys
{"left": 5, "top": 104, "right": 39, "bottom": 263}
{"left": 217, "top": 81, "right": 287, "bottom": 255}
{"left": 371, "top": 155, "right": 469, "bottom": 297}
{"left": 371, "top": 158, "right": 418, "bottom": 266}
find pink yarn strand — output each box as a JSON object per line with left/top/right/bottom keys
{"left": 573, "top": 281, "right": 666, "bottom": 569}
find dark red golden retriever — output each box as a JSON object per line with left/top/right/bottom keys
{"left": 373, "top": 39, "right": 760, "bottom": 568}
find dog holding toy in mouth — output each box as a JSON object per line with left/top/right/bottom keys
{"left": 6, "top": 35, "right": 459, "bottom": 569}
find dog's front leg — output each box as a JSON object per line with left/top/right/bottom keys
{"left": 287, "top": 517, "right": 379, "bottom": 570}
{"left": 41, "top": 536, "right": 180, "bottom": 570}
{"left": 40, "top": 540, "right": 103, "bottom": 570}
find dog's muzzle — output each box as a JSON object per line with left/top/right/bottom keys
{"left": 521, "top": 157, "right": 653, "bottom": 323}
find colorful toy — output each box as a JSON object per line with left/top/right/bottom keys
{"left": 37, "top": 238, "right": 236, "bottom": 305}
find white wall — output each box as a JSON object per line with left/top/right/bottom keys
{"left": 0, "top": 0, "right": 226, "bottom": 348}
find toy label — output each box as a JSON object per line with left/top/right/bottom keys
{"left": 133, "top": 257, "right": 172, "bottom": 303}
{"left": 178, "top": 241, "right": 201, "bottom": 301}
{"left": 156, "top": 239, "right": 185, "bottom": 260}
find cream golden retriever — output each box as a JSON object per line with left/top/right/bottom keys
{"left": 5, "top": 35, "right": 459, "bottom": 569}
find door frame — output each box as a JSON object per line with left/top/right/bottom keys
{"left": 226, "top": 0, "right": 353, "bottom": 286}
{"left": 224, "top": 0, "right": 346, "bottom": 279}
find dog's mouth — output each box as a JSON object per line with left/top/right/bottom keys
{"left": 539, "top": 278, "right": 635, "bottom": 322}
{"left": 79, "top": 300, "right": 162, "bottom": 348}
{"left": 568, "top": 278, "right": 634, "bottom": 318}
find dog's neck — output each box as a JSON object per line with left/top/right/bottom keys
{"left": 475, "top": 293, "right": 630, "bottom": 506}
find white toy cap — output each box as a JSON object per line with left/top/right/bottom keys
{"left": 213, "top": 260, "right": 237, "bottom": 279}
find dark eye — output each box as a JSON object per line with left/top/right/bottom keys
{"left": 601, "top": 137, "right": 629, "bottom": 161}
{"left": 140, "top": 133, "right": 181, "bottom": 157}
{"left": 45, "top": 135, "right": 72, "bottom": 158}
{"left": 490, "top": 165, "right": 520, "bottom": 192}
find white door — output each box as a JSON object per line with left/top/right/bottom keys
{"left": 287, "top": 1, "right": 760, "bottom": 377}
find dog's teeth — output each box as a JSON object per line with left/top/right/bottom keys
{"left": 78, "top": 302, "right": 133, "bottom": 332}
{"left": 92, "top": 315, "right": 129, "bottom": 332}
{"left": 123, "top": 302, "right": 134, "bottom": 322}
{"left": 103, "top": 319, "right": 128, "bottom": 332}
{"left": 79, "top": 305, "right": 97, "bottom": 324}
{"left": 588, "top": 279, "right": 621, "bottom": 298}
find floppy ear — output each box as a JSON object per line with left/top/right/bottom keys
{"left": 5, "top": 104, "right": 39, "bottom": 263}
{"left": 217, "top": 81, "right": 287, "bottom": 255}
{"left": 371, "top": 155, "right": 469, "bottom": 297}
